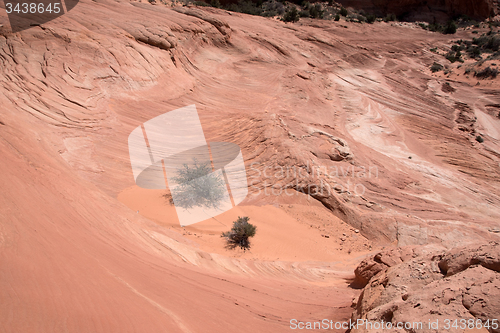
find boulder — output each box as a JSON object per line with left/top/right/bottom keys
{"left": 351, "top": 242, "right": 500, "bottom": 333}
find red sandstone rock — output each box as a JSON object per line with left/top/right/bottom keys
{"left": 352, "top": 242, "right": 500, "bottom": 333}
{"left": 1, "top": 1, "right": 500, "bottom": 332}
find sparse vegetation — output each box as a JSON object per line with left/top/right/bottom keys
{"left": 431, "top": 62, "right": 444, "bottom": 73}
{"left": 428, "top": 23, "right": 441, "bottom": 32}
{"left": 455, "top": 33, "right": 500, "bottom": 61}
{"left": 469, "top": 46, "right": 482, "bottom": 59}
{"left": 186, "top": 0, "right": 292, "bottom": 19}
{"left": 444, "top": 20, "right": 457, "bottom": 34}
{"left": 434, "top": 33, "right": 500, "bottom": 77}
{"left": 445, "top": 49, "right": 463, "bottom": 63}
{"left": 183, "top": 0, "right": 379, "bottom": 23}
{"left": 355, "top": 14, "right": 366, "bottom": 23}
{"left": 475, "top": 66, "right": 499, "bottom": 79}
{"left": 226, "top": 0, "right": 264, "bottom": 16}
{"left": 476, "top": 135, "right": 484, "bottom": 143}
{"left": 421, "top": 20, "right": 457, "bottom": 34}
{"left": 309, "top": 4, "right": 324, "bottom": 19}
{"left": 282, "top": 6, "right": 300, "bottom": 22}
{"left": 170, "top": 158, "right": 226, "bottom": 210}
{"left": 193, "top": 0, "right": 210, "bottom": 5}
{"left": 365, "top": 14, "right": 376, "bottom": 24}
{"left": 384, "top": 13, "right": 396, "bottom": 22}
{"left": 221, "top": 216, "right": 257, "bottom": 250}
{"left": 261, "top": 0, "right": 285, "bottom": 17}
{"left": 472, "top": 34, "right": 500, "bottom": 52}
{"left": 299, "top": 2, "right": 324, "bottom": 19}
{"left": 184, "top": 0, "right": 362, "bottom": 21}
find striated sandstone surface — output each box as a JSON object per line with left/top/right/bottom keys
{"left": 0, "top": 0, "right": 500, "bottom": 332}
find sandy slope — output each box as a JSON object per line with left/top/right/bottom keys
{"left": 1, "top": 0, "right": 500, "bottom": 332}
{"left": 0, "top": 110, "right": 358, "bottom": 332}
{"left": 118, "top": 186, "right": 374, "bottom": 262}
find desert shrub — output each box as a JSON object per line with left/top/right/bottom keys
{"left": 366, "top": 13, "right": 376, "bottom": 24}
{"left": 298, "top": 2, "right": 310, "bottom": 17}
{"left": 170, "top": 158, "right": 226, "bottom": 210}
{"left": 469, "top": 46, "right": 482, "bottom": 58}
{"left": 194, "top": 0, "right": 210, "bottom": 6}
{"left": 444, "top": 20, "right": 457, "bottom": 34}
{"left": 356, "top": 14, "right": 366, "bottom": 23}
{"left": 227, "top": 0, "right": 263, "bottom": 15}
{"left": 423, "top": 20, "right": 462, "bottom": 34}
{"left": 221, "top": 216, "right": 257, "bottom": 250}
{"left": 476, "top": 135, "right": 484, "bottom": 143}
{"left": 282, "top": 6, "right": 300, "bottom": 22}
{"left": 287, "top": 1, "right": 323, "bottom": 18}
{"left": 384, "top": 13, "right": 396, "bottom": 22}
{"left": 486, "top": 36, "right": 500, "bottom": 51}
{"left": 339, "top": 6, "right": 347, "bottom": 16}
{"left": 334, "top": 13, "right": 340, "bottom": 21}
{"left": 427, "top": 23, "right": 442, "bottom": 32}
{"left": 261, "top": 0, "right": 284, "bottom": 16}
{"left": 430, "top": 47, "right": 438, "bottom": 53}
{"left": 454, "top": 16, "right": 477, "bottom": 28}
{"left": 473, "top": 34, "right": 500, "bottom": 52}
{"left": 475, "top": 66, "right": 499, "bottom": 79}
{"left": 309, "top": 3, "right": 323, "bottom": 18}
{"left": 299, "top": 9, "right": 310, "bottom": 17}
{"left": 445, "top": 50, "right": 463, "bottom": 63}
{"left": 431, "top": 62, "right": 444, "bottom": 72}
{"left": 193, "top": 0, "right": 293, "bottom": 17}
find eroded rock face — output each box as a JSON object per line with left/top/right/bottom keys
{"left": 336, "top": 0, "right": 497, "bottom": 21}
{"left": 352, "top": 244, "right": 446, "bottom": 287}
{"left": 351, "top": 242, "right": 500, "bottom": 333}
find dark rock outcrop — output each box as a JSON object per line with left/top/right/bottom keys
{"left": 336, "top": 0, "right": 498, "bottom": 22}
